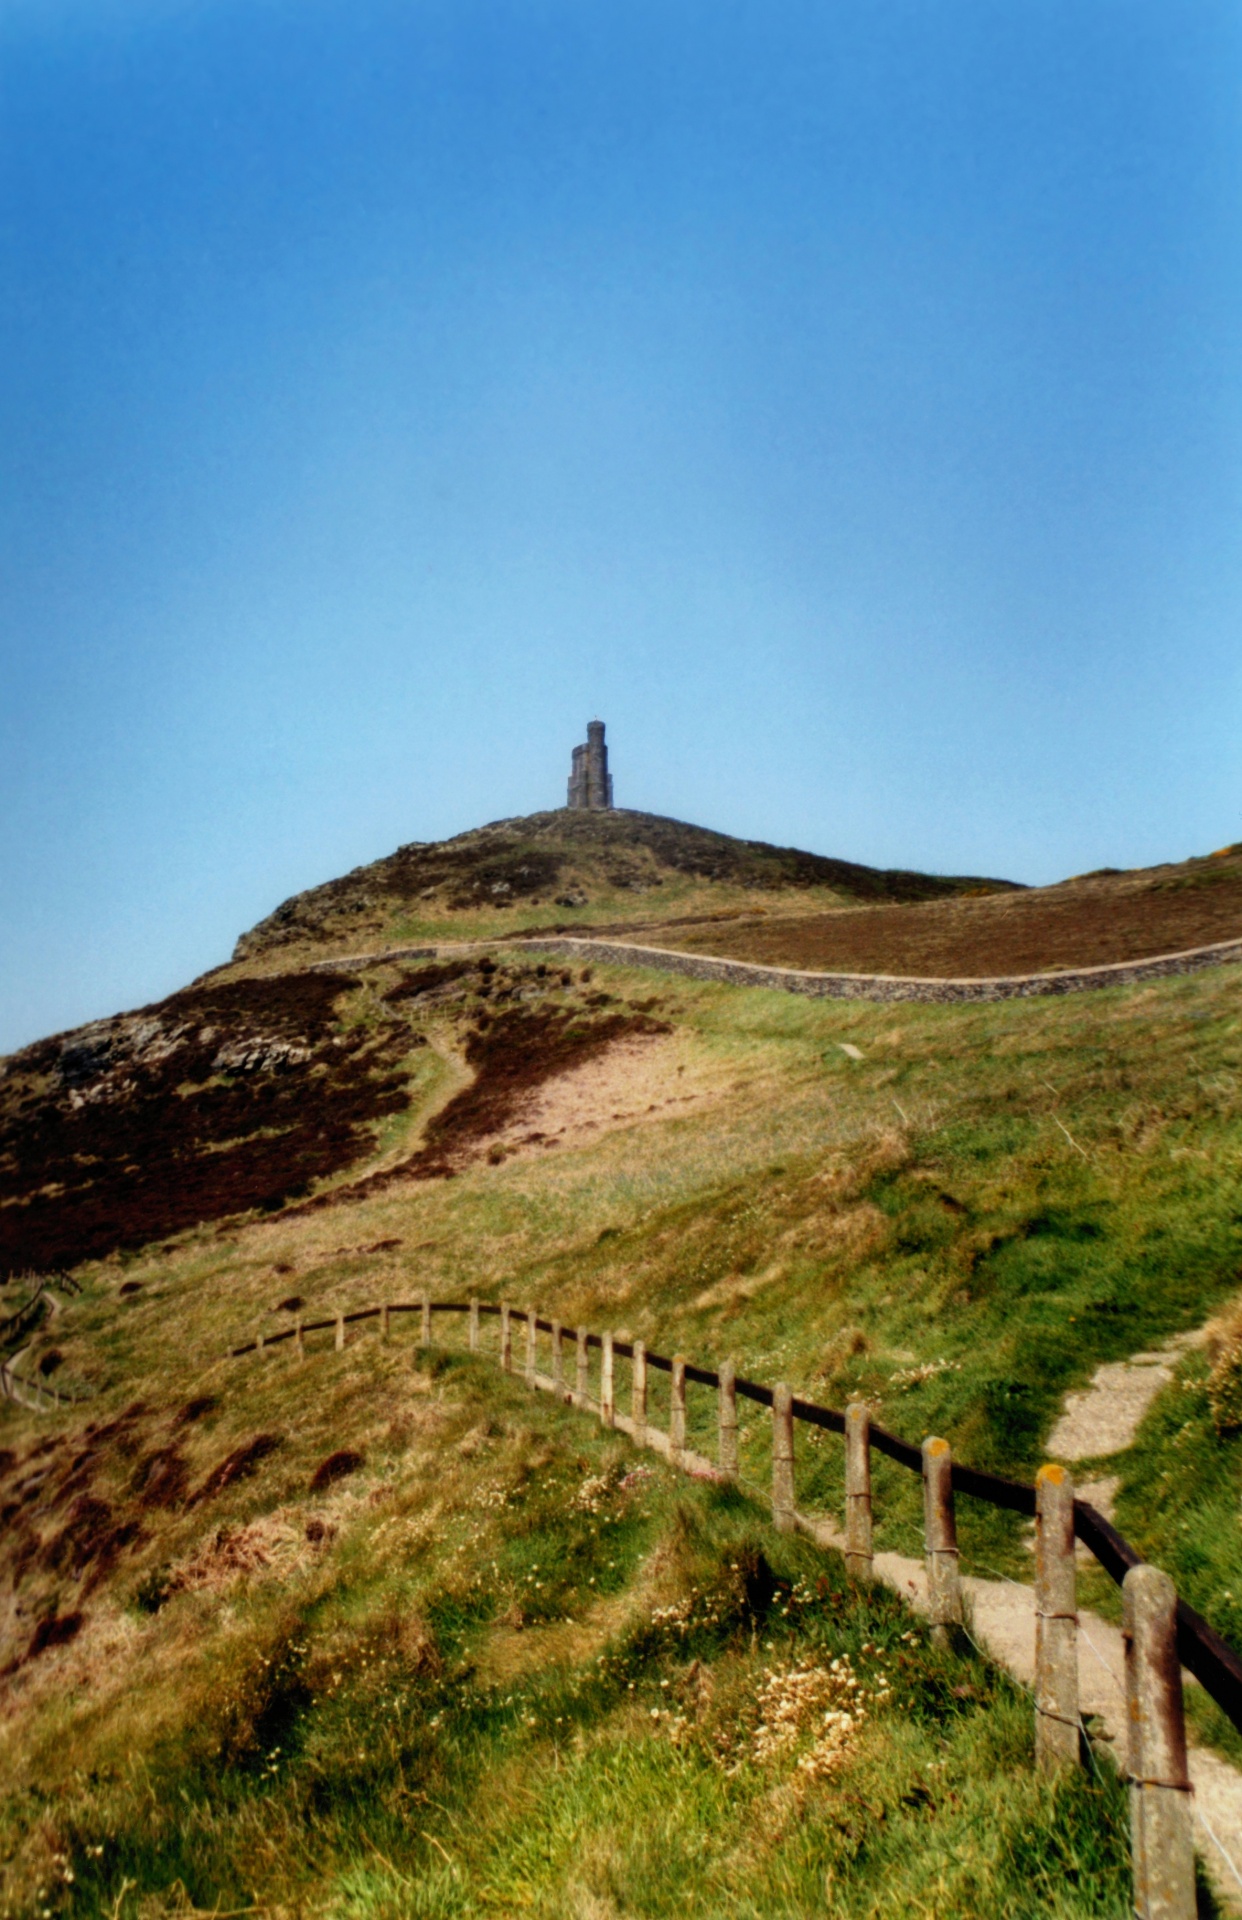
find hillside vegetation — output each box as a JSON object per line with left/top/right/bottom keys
{"left": 5, "top": 818, "right": 1242, "bottom": 1913}
{"left": 0, "top": 1330, "right": 1131, "bottom": 1918}
{"left": 231, "top": 810, "right": 1016, "bottom": 965}
{"left": 647, "top": 841, "right": 1242, "bottom": 977}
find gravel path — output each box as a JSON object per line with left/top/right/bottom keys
{"left": 1047, "top": 1329, "right": 1207, "bottom": 1470}
{"left": 785, "top": 1513, "right": 1242, "bottom": 1910}
{"left": 537, "top": 1340, "right": 1242, "bottom": 1900}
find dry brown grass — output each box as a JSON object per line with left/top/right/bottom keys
{"left": 643, "top": 851, "right": 1242, "bottom": 977}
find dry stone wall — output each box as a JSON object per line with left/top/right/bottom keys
{"left": 515, "top": 933, "right": 1242, "bottom": 1004}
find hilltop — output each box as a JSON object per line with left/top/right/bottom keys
{"left": 232, "top": 808, "right": 1017, "bottom": 964}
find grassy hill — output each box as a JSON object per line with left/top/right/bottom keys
{"left": 231, "top": 809, "right": 1018, "bottom": 965}
{"left": 5, "top": 821, "right": 1242, "bottom": 1914}
{"left": 0, "top": 1325, "right": 1130, "bottom": 1917}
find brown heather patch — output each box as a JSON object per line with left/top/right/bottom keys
{"left": 25, "top": 1609, "right": 84, "bottom": 1659}
{"left": 292, "top": 997, "right": 671, "bottom": 1204}
{"left": 0, "top": 971, "right": 416, "bottom": 1276}
{"left": 648, "top": 852, "right": 1242, "bottom": 977}
{"left": 175, "top": 1395, "right": 219, "bottom": 1426}
{"left": 380, "top": 958, "right": 476, "bottom": 1002}
{"left": 309, "top": 1448, "right": 364, "bottom": 1492}
{"left": 165, "top": 1512, "right": 314, "bottom": 1598}
{"left": 411, "top": 1001, "right": 673, "bottom": 1173}
{"left": 39, "top": 1495, "right": 144, "bottom": 1590}
{"left": 192, "top": 1433, "right": 283, "bottom": 1505}
{"left": 129, "top": 1444, "right": 191, "bottom": 1510}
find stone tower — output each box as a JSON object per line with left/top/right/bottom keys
{"left": 567, "top": 719, "right": 614, "bottom": 809}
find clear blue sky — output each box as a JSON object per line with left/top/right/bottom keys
{"left": 3, "top": 0, "right": 1241, "bottom": 1053}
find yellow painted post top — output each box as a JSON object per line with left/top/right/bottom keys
{"left": 927, "top": 1436, "right": 950, "bottom": 1457}
{"left": 1037, "top": 1463, "right": 1067, "bottom": 1486}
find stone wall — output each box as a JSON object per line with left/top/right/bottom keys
{"left": 514, "top": 933, "right": 1242, "bottom": 1004}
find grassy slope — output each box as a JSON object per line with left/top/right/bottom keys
{"left": 0, "top": 1341, "right": 1130, "bottom": 1919}
{"left": 6, "top": 952, "right": 1242, "bottom": 1912}
{"left": 229, "top": 808, "right": 1014, "bottom": 971}
{"left": 641, "top": 843, "right": 1242, "bottom": 978}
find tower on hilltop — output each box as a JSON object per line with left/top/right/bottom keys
{"left": 567, "top": 719, "right": 614, "bottom": 810}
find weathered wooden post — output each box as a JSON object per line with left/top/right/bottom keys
{"left": 771, "top": 1384, "right": 796, "bottom": 1532}
{"left": 670, "top": 1355, "right": 687, "bottom": 1463}
{"left": 500, "top": 1303, "right": 512, "bottom": 1372}
{"left": 1123, "top": 1565, "right": 1195, "bottom": 1920}
{"left": 921, "top": 1437, "right": 962, "bottom": 1643}
{"left": 844, "top": 1402, "right": 873, "bottom": 1579}
{"left": 334, "top": 1310, "right": 345, "bottom": 1353}
{"left": 576, "top": 1326, "right": 589, "bottom": 1406}
{"left": 631, "top": 1339, "right": 647, "bottom": 1447}
{"left": 420, "top": 1296, "right": 431, "bottom": 1347}
{"left": 717, "top": 1360, "right": 738, "bottom": 1477}
{"left": 550, "top": 1320, "right": 563, "bottom": 1392}
{"left": 600, "top": 1331, "right": 615, "bottom": 1428}
{"left": 525, "top": 1309, "right": 537, "bottom": 1388}
{"left": 295, "top": 1317, "right": 305, "bottom": 1363}
{"left": 469, "top": 1299, "right": 480, "bottom": 1353}
{"left": 1034, "top": 1464, "right": 1079, "bottom": 1772}
{"left": 256, "top": 1329, "right": 266, "bottom": 1353}
{"left": 380, "top": 1303, "right": 390, "bottom": 1343}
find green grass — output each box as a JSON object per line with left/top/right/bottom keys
{"left": 8, "top": 954, "right": 1242, "bottom": 1909}
{"left": 0, "top": 1352, "right": 1138, "bottom": 1919}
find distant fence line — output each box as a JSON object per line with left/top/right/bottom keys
{"left": 0, "top": 1272, "right": 92, "bottom": 1411}
{"left": 0, "top": 1357, "right": 94, "bottom": 1413}
{"left": 232, "top": 1296, "right": 1241, "bottom": 1919}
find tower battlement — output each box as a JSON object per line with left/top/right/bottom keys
{"left": 567, "top": 719, "right": 614, "bottom": 809}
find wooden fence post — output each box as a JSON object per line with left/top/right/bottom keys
{"left": 380, "top": 1303, "right": 390, "bottom": 1343}
{"left": 718, "top": 1360, "right": 738, "bottom": 1477}
{"left": 576, "top": 1326, "right": 589, "bottom": 1406}
{"left": 1034, "top": 1464, "right": 1079, "bottom": 1772}
{"left": 1123, "top": 1565, "right": 1195, "bottom": 1920}
{"left": 525, "top": 1309, "right": 537, "bottom": 1388}
{"left": 295, "top": 1317, "right": 305, "bottom": 1363}
{"left": 469, "top": 1299, "right": 480, "bottom": 1353}
{"left": 256, "top": 1330, "right": 265, "bottom": 1353}
{"left": 500, "top": 1303, "right": 512, "bottom": 1373}
{"left": 844, "top": 1402, "right": 872, "bottom": 1579}
{"left": 551, "top": 1320, "right": 563, "bottom": 1392}
{"left": 771, "top": 1385, "right": 796, "bottom": 1532}
{"left": 921, "top": 1437, "right": 962, "bottom": 1643}
{"left": 600, "top": 1332, "right": 615, "bottom": 1428}
{"left": 420, "top": 1296, "right": 431, "bottom": 1347}
{"left": 631, "top": 1339, "right": 647, "bottom": 1447}
{"left": 334, "top": 1311, "right": 345, "bottom": 1353}
{"left": 670, "top": 1355, "right": 687, "bottom": 1463}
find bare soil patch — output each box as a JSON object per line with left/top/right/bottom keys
{"left": 489, "top": 1030, "right": 707, "bottom": 1160}
{"left": 298, "top": 998, "right": 671, "bottom": 1205}
{"left": 648, "top": 854, "right": 1242, "bottom": 978}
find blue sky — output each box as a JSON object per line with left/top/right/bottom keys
{"left": 3, "top": 0, "right": 1241, "bottom": 1053}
